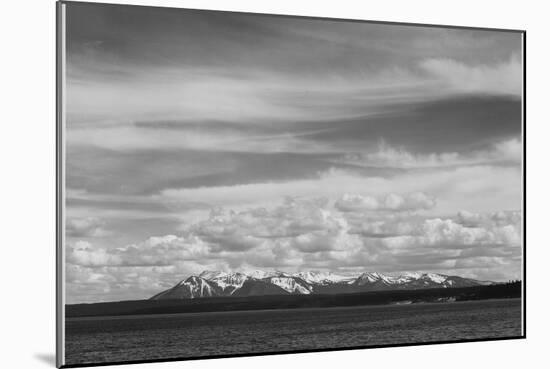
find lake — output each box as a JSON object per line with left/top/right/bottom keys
{"left": 65, "top": 298, "right": 522, "bottom": 366}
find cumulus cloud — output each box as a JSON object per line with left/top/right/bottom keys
{"left": 66, "top": 217, "right": 110, "bottom": 237}
{"left": 380, "top": 211, "right": 521, "bottom": 250}
{"left": 190, "top": 198, "right": 353, "bottom": 252}
{"left": 66, "top": 263, "right": 186, "bottom": 303}
{"left": 421, "top": 219, "right": 494, "bottom": 246}
{"left": 419, "top": 56, "right": 522, "bottom": 96}
{"left": 335, "top": 192, "right": 435, "bottom": 213}
{"left": 66, "top": 197, "right": 522, "bottom": 302}
{"left": 67, "top": 235, "right": 210, "bottom": 267}
{"left": 68, "top": 240, "right": 122, "bottom": 267}
{"left": 456, "top": 210, "right": 485, "bottom": 227}
{"left": 457, "top": 209, "right": 522, "bottom": 229}
{"left": 158, "top": 164, "right": 521, "bottom": 216}
{"left": 66, "top": 197, "right": 365, "bottom": 271}
{"left": 345, "top": 213, "right": 422, "bottom": 238}
{"left": 341, "top": 138, "right": 522, "bottom": 169}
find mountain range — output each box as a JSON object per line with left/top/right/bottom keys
{"left": 150, "top": 270, "right": 494, "bottom": 300}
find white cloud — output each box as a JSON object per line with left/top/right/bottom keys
{"left": 66, "top": 217, "right": 110, "bottom": 237}
{"left": 494, "top": 139, "right": 523, "bottom": 161}
{"left": 419, "top": 56, "right": 522, "bottom": 96}
{"left": 456, "top": 210, "right": 485, "bottom": 227}
{"left": 335, "top": 192, "right": 435, "bottom": 212}
{"left": 67, "top": 235, "right": 211, "bottom": 268}
{"left": 66, "top": 124, "right": 334, "bottom": 154}
{"left": 457, "top": 209, "right": 522, "bottom": 229}
{"left": 68, "top": 240, "right": 123, "bottom": 267}
{"left": 66, "top": 197, "right": 522, "bottom": 303}
{"left": 67, "top": 61, "right": 436, "bottom": 130}
{"left": 190, "top": 198, "right": 348, "bottom": 249}
{"left": 380, "top": 211, "right": 521, "bottom": 250}
{"left": 65, "top": 264, "right": 189, "bottom": 303}
{"left": 341, "top": 138, "right": 522, "bottom": 169}
{"left": 420, "top": 218, "right": 497, "bottom": 246}
{"left": 158, "top": 164, "right": 521, "bottom": 215}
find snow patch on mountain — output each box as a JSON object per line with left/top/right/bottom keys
{"left": 423, "top": 273, "right": 446, "bottom": 284}
{"left": 293, "top": 271, "right": 353, "bottom": 285}
{"left": 396, "top": 272, "right": 424, "bottom": 281}
{"left": 355, "top": 272, "right": 395, "bottom": 285}
{"left": 177, "top": 276, "right": 217, "bottom": 298}
{"left": 267, "top": 276, "right": 313, "bottom": 294}
{"left": 199, "top": 271, "right": 250, "bottom": 294}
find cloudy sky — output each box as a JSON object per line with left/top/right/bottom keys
{"left": 64, "top": 3, "right": 523, "bottom": 303}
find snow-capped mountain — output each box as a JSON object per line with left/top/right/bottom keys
{"left": 198, "top": 271, "right": 248, "bottom": 295}
{"left": 150, "top": 270, "right": 493, "bottom": 300}
{"left": 292, "top": 271, "right": 354, "bottom": 285}
{"left": 350, "top": 271, "right": 486, "bottom": 291}
{"left": 266, "top": 276, "right": 313, "bottom": 294}
{"left": 354, "top": 272, "right": 395, "bottom": 286}
{"left": 150, "top": 276, "right": 221, "bottom": 300}
{"left": 244, "top": 270, "right": 286, "bottom": 279}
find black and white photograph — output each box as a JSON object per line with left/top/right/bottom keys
{"left": 58, "top": 1, "right": 524, "bottom": 367}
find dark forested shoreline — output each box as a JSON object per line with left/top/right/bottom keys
{"left": 66, "top": 281, "right": 521, "bottom": 318}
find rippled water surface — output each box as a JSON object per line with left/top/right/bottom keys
{"left": 65, "top": 298, "right": 522, "bottom": 366}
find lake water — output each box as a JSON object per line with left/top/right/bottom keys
{"left": 65, "top": 298, "right": 522, "bottom": 366}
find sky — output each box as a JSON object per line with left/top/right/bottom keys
{"left": 64, "top": 2, "right": 523, "bottom": 303}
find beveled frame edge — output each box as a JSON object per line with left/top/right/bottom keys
{"left": 56, "top": 1, "right": 66, "bottom": 367}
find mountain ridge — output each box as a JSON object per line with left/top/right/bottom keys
{"left": 150, "top": 270, "right": 494, "bottom": 300}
